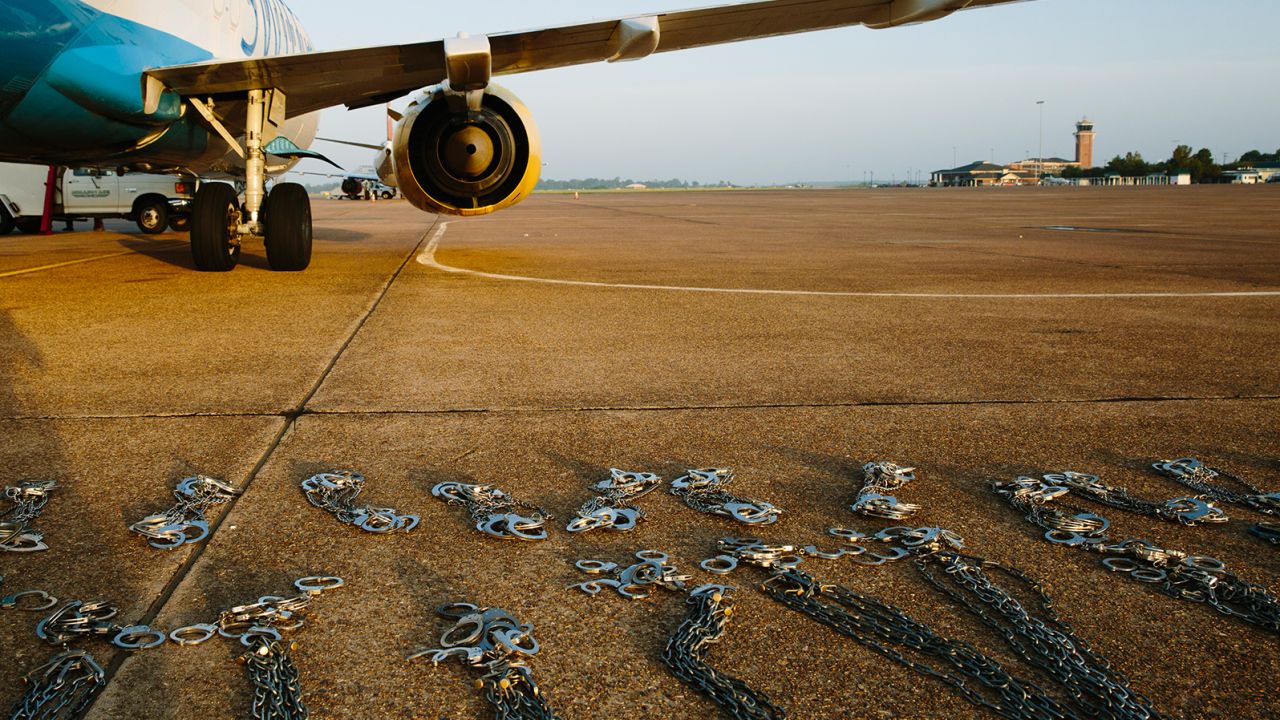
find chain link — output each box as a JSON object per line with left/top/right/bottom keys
{"left": 130, "top": 475, "right": 239, "bottom": 549}
{"left": 1, "top": 480, "right": 56, "bottom": 553}
{"left": 993, "top": 476, "right": 1280, "bottom": 634}
{"left": 300, "top": 471, "right": 419, "bottom": 533}
{"left": 7, "top": 650, "right": 104, "bottom": 720}
{"left": 851, "top": 462, "right": 921, "bottom": 519}
{"left": 431, "top": 481, "right": 552, "bottom": 540}
{"left": 1152, "top": 458, "right": 1280, "bottom": 517}
{"left": 662, "top": 584, "right": 786, "bottom": 720}
{"left": 408, "top": 603, "right": 560, "bottom": 720}
{"left": 566, "top": 469, "right": 662, "bottom": 533}
{"left": 670, "top": 469, "right": 782, "bottom": 525}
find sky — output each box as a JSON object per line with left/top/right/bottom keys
{"left": 282, "top": 0, "right": 1280, "bottom": 185}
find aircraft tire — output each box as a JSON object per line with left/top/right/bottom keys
{"left": 190, "top": 183, "right": 241, "bottom": 272}
{"left": 134, "top": 197, "right": 169, "bottom": 234}
{"left": 264, "top": 183, "right": 312, "bottom": 271}
{"left": 0, "top": 207, "right": 13, "bottom": 235}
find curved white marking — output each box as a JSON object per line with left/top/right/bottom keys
{"left": 416, "top": 222, "right": 1280, "bottom": 300}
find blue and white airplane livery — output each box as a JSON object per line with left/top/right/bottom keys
{"left": 0, "top": 0, "right": 1022, "bottom": 272}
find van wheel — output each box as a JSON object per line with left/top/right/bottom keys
{"left": 15, "top": 217, "right": 42, "bottom": 234}
{"left": 190, "top": 184, "right": 241, "bottom": 271}
{"left": 0, "top": 207, "right": 13, "bottom": 235}
{"left": 169, "top": 214, "right": 190, "bottom": 232}
{"left": 134, "top": 198, "right": 169, "bottom": 234}
{"left": 264, "top": 183, "right": 312, "bottom": 271}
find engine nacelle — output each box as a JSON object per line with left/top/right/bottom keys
{"left": 392, "top": 84, "right": 540, "bottom": 217}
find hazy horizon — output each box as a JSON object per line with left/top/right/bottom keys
{"left": 283, "top": 0, "right": 1280, "bottom": 185}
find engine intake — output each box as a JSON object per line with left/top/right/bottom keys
{"left": 392, "top": 84, "right": 540, "bottom": 216}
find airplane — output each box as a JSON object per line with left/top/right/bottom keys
{"left": 0, "top": 0, "right": 1024, "bottom": 273}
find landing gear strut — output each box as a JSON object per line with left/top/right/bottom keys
{"left": 189, "top": 88, "right": 313, "bottom": 272}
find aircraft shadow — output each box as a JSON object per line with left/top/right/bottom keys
{"left": 314, "top": 227, "right": 371, "bottom": 243}
{"left": 117, "top": 236, "right": 273, "bottom": 270}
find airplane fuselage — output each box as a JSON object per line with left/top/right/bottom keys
{"left": 0, "top": 0, "right": 319, "bottom": 175}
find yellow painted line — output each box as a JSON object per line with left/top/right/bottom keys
{"left": 0, "top": 249, "right": 139, "bottom": 278}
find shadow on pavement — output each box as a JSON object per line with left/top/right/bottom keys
{"left": 117, "top": 236, "right": 274, "bottom": 271}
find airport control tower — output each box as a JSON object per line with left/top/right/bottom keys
{"left": 1075, "top": 118, "right": 1096, "bottom": 168}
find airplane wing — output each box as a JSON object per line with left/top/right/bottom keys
{"left": 147, "top": 0, "right": 1024, "bottom": 117}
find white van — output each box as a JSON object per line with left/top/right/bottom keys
{"left": 0, "top": 163, "right": 196, "bottom": 235}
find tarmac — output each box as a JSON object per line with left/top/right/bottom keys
{"left": 1, "top": 185, "right": 1278, "bottom": 719}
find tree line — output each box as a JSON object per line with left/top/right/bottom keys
{"left": 1062, "top": 146, "right": 1279, "bottom": 183}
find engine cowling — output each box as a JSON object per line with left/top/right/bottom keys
{"left": 391, "top": 84, "right": 540, "bottom": 217}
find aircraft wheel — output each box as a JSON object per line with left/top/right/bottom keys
{"left": 0, "top": 207, "right": 13, "bottom": 235}
{"left": 134, "top": 198, "right": 169, "bottom": 234}
{"left": 264, "top": 183, "right": 312, "bottom": 271}
{"left": 190, "top": 183, "right": 241, "bottom": 272}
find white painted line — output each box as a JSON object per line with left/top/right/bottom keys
{"left": 0, "top": 249, "right": 138, "bottom": 279}
{"left": 419, "top": 222, "right": 1280, "bottom": 299}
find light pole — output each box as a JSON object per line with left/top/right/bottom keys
{"left": 952, "top": 146, "right": 957, "bottom": 168}
{"left": 1036, "top": 100, "right": 1045, "bottom": 181}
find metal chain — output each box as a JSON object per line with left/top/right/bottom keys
{"left": 851, "top": 461, "right": 921, "bottom": 519}
{"left": 566, "top": 469, "right": 662, "bottom": 533}
{"left": 241, "top": 638, "right": 309, "bottom": 720}
{"left": 169, "top": 576, "right": 344, "bottom": 720}
{"left": 993, "top": 476, "right": 1280, "bottom": 634}
{"left": 572, "top": 549, "right": 691, "bottom": 599}
{"left": 130, "top": 475, "right": 239, "bottom": 549}
{"left": 1, "top": 480, "right": 56, "bottom": 553}
{"left": 301, "top": 471, "right": 419, "bottom": 534}
{"left": 1152, "top": 458, "right": 1280, "bottom": 516}
{"left": 7, "top": 650, "right": 104, "bottom": 720}
{"left": 717, "top": 531, "right": 1165, "bottom": 720}
{"left": 670, "top": 469, "right": 782, "bottom": 525}
{"left": 431, "top": 481, "right": 552, "bottom": 540}
{"left": 1042, "top": 471, "right": 1227, "bottom": 525}
{"left": 915, "top": 552, "right": 1161, "bottom": 720}
{"left": 760, "top": 567, "right": 1074, "bottom": 720}
{"left": 662, "top": 584, "right": 786, "bottom": 720}
{"left": 408, "top": 603, "right": 560, "bottom": 720}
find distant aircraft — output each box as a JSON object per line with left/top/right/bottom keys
{"left": 0, "top": 0, "right": 1023, "bottom": 272}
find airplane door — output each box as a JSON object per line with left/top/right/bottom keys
{"left": 64, "top": 168, "right": 119, "bottom": 214}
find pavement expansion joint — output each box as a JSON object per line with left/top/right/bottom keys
{"left": 4, "top": 393, "right": 1279, "bottom": 423}
{"left": 79, "top": 219, "right": 439, "bottom": 710}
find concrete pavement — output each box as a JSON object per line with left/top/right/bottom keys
{"left": 1, "top": 186, "right": 1277, "bottom": 719}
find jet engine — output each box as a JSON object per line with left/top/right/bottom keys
{"left": 391, "top": 84, "right": 540, "bottom": 216}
